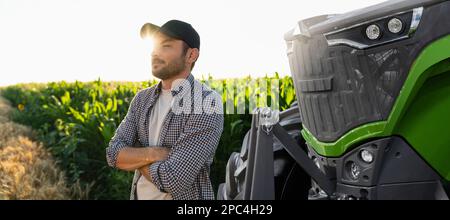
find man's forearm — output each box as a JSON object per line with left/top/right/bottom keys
{"left": 116, "top": 147, "right": 168, "bottom": 171}
{"left": 116, "top": 147, "right": 152, "bottom": 171}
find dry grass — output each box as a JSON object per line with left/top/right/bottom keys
{"left": 0, "top": 122, "right": 35, "bottom": 147}
{"left": 0, "top": 96, "right": 12, "bottom": 123}
{"left": 0, "top": 96, "right": 89, "bottom": 200}
{"left": 0, "top": 136, "right": 71, "bottom": 199}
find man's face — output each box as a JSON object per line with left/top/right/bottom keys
{"left": 151, "top": 32, "right": 188, "bottom": 80}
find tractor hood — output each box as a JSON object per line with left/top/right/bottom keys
{"left": 284, "top": 0, "right": 450, "bottom": 143}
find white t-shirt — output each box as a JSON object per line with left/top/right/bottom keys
{"left": 136, "top": 89, "right": 173, "bottom": 200}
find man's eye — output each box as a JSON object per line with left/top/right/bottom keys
{"left": 163, "top": 45, "right": 171, "bottom": 48}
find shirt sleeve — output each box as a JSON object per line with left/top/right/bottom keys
{"left": 148, "top": 112, "right": 224, "bottom": 195}
{"left": 106, "top": 91, "right": 141, "bottom": 168}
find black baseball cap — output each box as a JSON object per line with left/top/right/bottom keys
{"left": 140, "top": 20, "right": 200, "bottom": 50}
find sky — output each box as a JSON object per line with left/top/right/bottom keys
{"left": 0, "top": 0, "right": 386, "bottom": 86}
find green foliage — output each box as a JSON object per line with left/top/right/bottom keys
{"left": 0, "top": 75, "right": 295, "bottom": 199}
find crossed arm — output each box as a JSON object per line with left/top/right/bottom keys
{"left": 115, "top": 146, "right": 170, "bottom": 181}
{"left": 105, "top": 91, "right": 170, "bottom": 182}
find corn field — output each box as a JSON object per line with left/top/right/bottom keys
{"left": 0, "top": 74, "right": 296, "bottom": 199}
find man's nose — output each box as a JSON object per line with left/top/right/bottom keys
{"left": 151, "top": 45, "right": 160, "bottom": 57}
{"left": 151, "top": 49, "right": 158, "bottom": 58}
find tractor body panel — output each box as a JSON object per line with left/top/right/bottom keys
{"left": 219, "top": 0, "right": 450, "bottom": 200}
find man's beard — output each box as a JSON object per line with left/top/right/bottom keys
{"left": 152, "top": 56, "right": 186, "bottom": 80}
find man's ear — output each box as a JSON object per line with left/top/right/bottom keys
{"left": 188, "top": 48, "right": 199, "bottom": 63}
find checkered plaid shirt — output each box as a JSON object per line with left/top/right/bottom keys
{"left": 106, "top": 74, "right": 224, "bottom": 200}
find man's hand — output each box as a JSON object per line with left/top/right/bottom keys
{"left": 139, "top": 166, "right": 152, "bottom": 182}
{"left": 116, "top": 147, "right": 171, "bottom": 171}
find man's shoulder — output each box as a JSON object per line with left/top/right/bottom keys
{"left": 128, "top": 85, "right": 157, "bottom": 109}
{"left": 135, "top": 85, "right": 157, "bottom": 100}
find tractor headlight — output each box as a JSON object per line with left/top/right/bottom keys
{"left": 338, "top": 139, "right": 390, "bottom": 185}
{"left": 365, "top": 24, "right": 381, "bottom": 40}
{"left": 346, "top": 161, "right": 361, "bottom": 180}
{"left": 360, "top": 149, "right": 374, "bottom": 163}
{"left": 387, "top": 18, "right": 403, "bottom": 34}
{"left": 324, "top": 7, "right": 423, "bottom": 49}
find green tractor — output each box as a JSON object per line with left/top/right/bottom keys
{"left": 218, "top": 0, "right": 450, "bottom": 200}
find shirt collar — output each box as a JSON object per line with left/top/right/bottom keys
{"left": 153, "top": 73, "right": 195, "bottom": 98}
